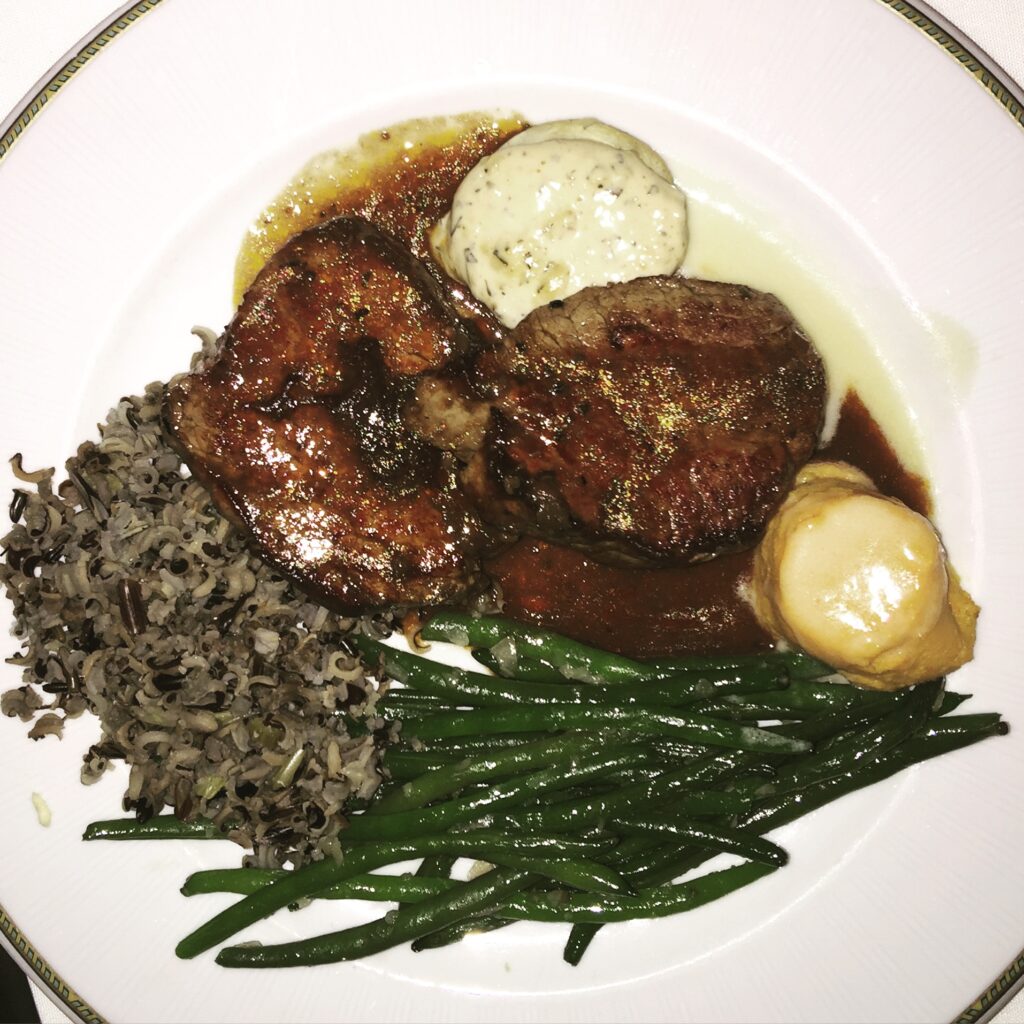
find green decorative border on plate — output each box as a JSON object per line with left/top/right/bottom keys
{"left": 0, "top": 0, "right": 162, "bottom": 163}
{"left": 879, "top": 0, "right": 1024, "bottom": 132}
{"left": 0, "top": 2, "right": 1021, "bottom": 1023}
{"left": 0, "top": 907, "right": 103, "bottom": 1024}
{"left": 0, "top": 3, "right": 166, "bottom": 1018}
{"left": 876, "top": 0, "right": 1024, "bottom": 1012}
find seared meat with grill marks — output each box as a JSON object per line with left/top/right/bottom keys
{"left": 463, "top": 276, "right": 827, "bottom": 564}
{"left": 163, "top": 216, "right": 492, "bottom": 612}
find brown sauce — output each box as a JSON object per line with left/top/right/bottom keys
{"left": 489, "top": 391, "right": 929, "bottom": 659}
{"left": 233, "top": 115, "right": 929, "bottom": 662}
{"left": 233, "top": 113, "right": 526, "bottom": 305}
{"left": 487, "top": 540, "right": 767, "bottom": 659}
{"left": 818, "top": 391, "right": 931, "bottom": 516}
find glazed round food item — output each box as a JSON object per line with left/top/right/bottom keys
{"left": 751, "top": 461, "right": 978, "bottom": 689}
{"left": 430, "top": 119, "right": 688, "bottom": 327}
{"left": 163, "top": 216, "right": 490, "bottom": 613}
{"left": 462, "top": 275, "right": 827, "bottom": 564}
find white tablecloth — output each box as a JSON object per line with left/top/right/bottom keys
{"left": 1, "top": 1, "right": 1022, "bottom": 1021}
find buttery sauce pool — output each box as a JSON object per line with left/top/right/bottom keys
{"left": 233, "top": 112, "right": 926, "bottom": 658}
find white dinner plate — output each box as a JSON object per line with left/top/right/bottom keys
{"left": 1, "top": 1, "right": 1023, "bottom": 1021}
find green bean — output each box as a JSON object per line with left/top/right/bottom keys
{"left": 502, "top": 856, "right": 631, "bottom": 896}
{"left": 216, "top": 868, "right": 538, "bottom": 968}
{"left": 647, "top": 738, "right": 705, "bottom": 762}
{"left": 610, "top": 834, "right": 672, "bottom": 859}
{"left": 410, "top": 733, "right": 551, "bottom": 755}
{"left": 419, "top": 613, "right": 664, "bottom": 684}
{"left": 182, "top": 868, "right": 457, "bottom": 902}
{"left": 738, "top": 714, "right": 1007, "bottom": 836}
{"left": 690, "top": 699, "right": 811, "bottom": 722}
{"left": 775, "top": 653, "right": 835, "bottom": 681}
{"left": 729, "top": 679, "right": 939, "bottom": 801}
{"left": 565, "top": 710, "right": 891, "bottom": 843}
{"left": 476, "top": 645, "right": 791, "bottom": 700}
{"left": 406, "top": 703, "right": 810, "bottom": 754}
{"left": 84, "top": 815, "right": 227, "bottom": 841}
{"left": 360, "top": 636, "right": 600, "bottom": 706}
{"left": 625, "top": 714, "right": 1006, "bottom": 891}
{"left": 491, "top": 786, "right": 748, "bottom": 834}
{"left": 342, "top": 748, "right": 642, "bottom": 840}
{"left": 497, "top": 860, "right": 778, "bottom": 923}
{"left": 218, "top": 859, "right": 779, "bottom": 966}
{"left": 597, "top": 766, "right": 669, "bottom": 786}
{"left": 411, "top": 915, "right": 515, "bottom": 951}
{"left": 377, "top": 690, "right": 454, "bottom": 712}
{"left": 422, "top": 613, "right": 840, "bottom": 689}
{"left": 382, "top": 750, "right": 460, "bottom": 782}
{"left": 525, "top": 783, "right": 620, "bottom": 808}
{"left": 564, "top": 923, "right": 600, "bottom": 965}
{"left": 624, "top": 846, "right": 715, "bottom": 889}
{"left": 481, "top": 748, "right": 760, "bottom": 833}
{"left": 183, "top": 824, "right": 620, "bottom": 902}
{"left": 909, "top": 716, "right": 1003, "bottom": 749}
{"left": 691, "top": 678, "right": 912, "bottom": 722}
{"left": 612, "top": 816, "right": 788, "bottom": 867}
{"left": 415, "top": 854, "right": 458, "bottom": 881}
{"left": 177, "top": 845, "right": 420, "bottom": 958}
{"left": 372, "top": 733, "right": 635, "bottom": 814}
{"left": 780, "top": 678, "right": 896, "bottom": 709}
{"left": 471, "top": 647, "right": 567, "bottom": 684}
{"left": 568, "top": 706, "right": 1007, "bottom": 960}
{"left": 423, "top": 840, "right": 632, "bottom": 897}
{"left": 764, "top": 696, "right": 906, "bottom": 748}
{"left": 578, "top": 704, "right": 940, "bottom": 946}
{"left": 176, "top": 829, "right": 620, "bottom": 959}
{"left": 642, "top": 670, "right": 789, "bottom": 701}
{"left": 434, "top": 830, "right": 617, "bottom": 856}
{"left": 646, "top": 649, "right": 833, "bottom": 680}
{"left": 934, "top": 691, "right": 973, "bottom": 717}
{"left": 361, "top": 635, "right": 779, "bottom": 710}
{"left": 194, "top": 713, "right": 1006, "bottom": 944}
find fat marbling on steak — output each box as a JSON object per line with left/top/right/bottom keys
{"left": 163, "top": 216, "right": 491, "bottom": 613}
{"left": 462, "top": 276, "right": 827, "bottom": 563}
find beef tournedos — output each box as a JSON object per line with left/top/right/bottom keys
{"left": 458, "top": 276, "right": 827, "bottom": 564}
{"left": 162, "top": 216, "right": 492, "bottom": 613}
{"left": 165, "top": 215, "right": 826, "bottom": 611}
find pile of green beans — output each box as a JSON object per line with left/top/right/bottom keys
{"left": 82, "top": 615, "right": 1007, "bottom": 969}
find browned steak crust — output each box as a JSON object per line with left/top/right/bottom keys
{"left": 467, "top": 276, "right": 827, "bottom": 563}
{"left": 163, "top": 216, "right": 489, "bottom": 613}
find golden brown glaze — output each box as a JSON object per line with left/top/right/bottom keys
{"left": 164, "top": 217, "right": 491, "bottom": 613}
{"left": 234, "top": 113, "right": 526, "bottom": 337}
{"left": 468, "top": 277, "right": 827, "bottom": 563}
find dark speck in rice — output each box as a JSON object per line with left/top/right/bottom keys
{"left": 0, "top": 343, "right": 394, "bottom": 869}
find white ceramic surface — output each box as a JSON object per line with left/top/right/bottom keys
{"left": 1, "top": 1, "right": 1023, "bottom": 1021}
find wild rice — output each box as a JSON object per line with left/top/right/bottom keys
{"left": 0, "top": 354, "right": 394, "bottom": 868}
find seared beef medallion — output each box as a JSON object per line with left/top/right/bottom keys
{"left": 163, "top": 217, "right": 492, "bottom": 613}
{"left": 463, "top": 277, "right": 827, "bottom": 564}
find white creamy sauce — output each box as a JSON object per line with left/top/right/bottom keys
{"left": 509, "top": 118, "right": 674, "bottom": 180}
{"left": 239, "top": 114, "right": 924, "bottom": 477}
{"left": 675, "top": 164, "right": 925, "bottom": 474}
{"left": 431, "top": 132, "right": 688, "bottom": 327}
